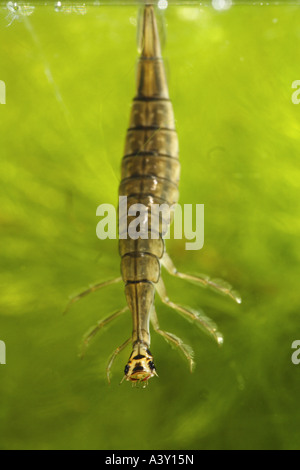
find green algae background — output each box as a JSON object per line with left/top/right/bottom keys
{"left": 0, "top": 1, "right": 300, "bottom": 450}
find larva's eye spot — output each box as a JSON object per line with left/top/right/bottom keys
{"left": 124, "top": 364, "right": 130, "bottom": 375}
{"left": 148, "top": 361, "right": 156, "bottom": 371}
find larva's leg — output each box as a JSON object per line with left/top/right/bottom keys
{"left": 150, "top": 306, "right": 194, "bottom": 372}
{"left": 63, "top": 277, "right": 122, "bottom": 314}
{"left": 161, "top": 252, "right": 241, "bottom": 304}
{"left": 155, "top": 277, "right": 224, "bottom": 346}
{"left": 80, "top": 306, "right": 129, "bottom": 358}
{"left": 106, "top": 338, "right": 131, "bottom": 384}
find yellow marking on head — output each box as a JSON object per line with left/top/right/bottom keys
{"left": 123, "top": 344, "right": 157, "bottom": 385}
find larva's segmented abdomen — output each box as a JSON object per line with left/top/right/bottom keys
{"left": 119, "top": 8, "right": 180, "bottom": 290}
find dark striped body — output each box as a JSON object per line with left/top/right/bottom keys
{"left": 118, "top": 5, "right": 180, "bottom": 379}
{"left": 64, "top": 4, "right": 241, "bottom": 387}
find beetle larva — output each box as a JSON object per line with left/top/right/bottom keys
{"left": 65, "top": 4, "right": 241, "bottom": 387}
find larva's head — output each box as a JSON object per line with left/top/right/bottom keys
{"left": 123, "top": 344, "right": 157, "bottom": 385}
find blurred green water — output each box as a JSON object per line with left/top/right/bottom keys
{"left": 0, "top": 1, "right": 300, "bottom": 450}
